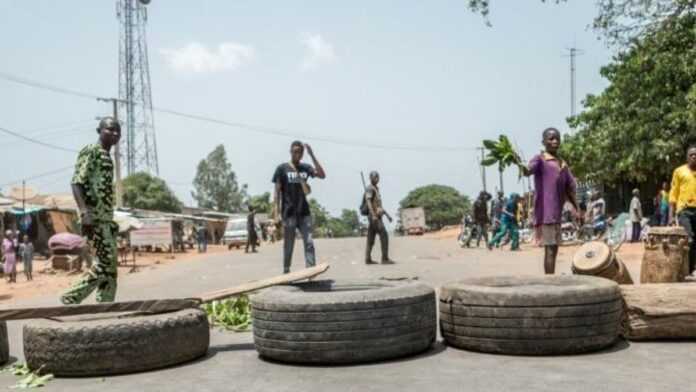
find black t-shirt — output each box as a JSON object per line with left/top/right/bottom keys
{"left": 272, "top": 163, "right": 316, "bottom": 219}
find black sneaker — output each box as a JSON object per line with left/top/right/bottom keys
{"left": 366, "top": 260, "right": 379, "bottom": 265}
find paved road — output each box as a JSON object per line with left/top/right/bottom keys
{"left": 2, "top": 237, "right": 695, "bottom": 391}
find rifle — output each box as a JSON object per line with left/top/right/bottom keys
{"left": 361, "top": 171, "right": 392, "bottom": 222}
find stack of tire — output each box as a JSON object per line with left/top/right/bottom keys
{"left": 440, "top": 275, "right": 622, "bottom": 355}
{"left": 251, "top": 280, "right": 436, "bottom": 364}
{"left": 23, "top": 308, "right": 210, "bottom": 376}
{"left": 0, "top": 321, "right": 8, "bottom": 365}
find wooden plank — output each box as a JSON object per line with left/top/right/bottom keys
{"left": 0, "top": 263, "right": 330, "bottom": 321}
{"left": 198, "top": 263, "right": 330, "bottom": 303}
{"left": 621, "top": 283, "right": 696, "bottom": 340}
{"left": 0, "top": 298, "right": 202, "bottom": 321}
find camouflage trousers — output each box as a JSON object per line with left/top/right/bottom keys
{"left": 60, "top": 221, "right": 118, "bottom": 304}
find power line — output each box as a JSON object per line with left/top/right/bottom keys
{"left": 0, "top": 120, "right": 93, "bottom": 142}
{"left": 0, "top": 71, "right": 99, "bottom": 100}
{"left": 0, "top": 165, "right": 74, "bottom": 188}
{"left": 0, "top": 71, "right": 478, "bottom": 153}
{"left": 0, "top": 126, "right": 79, "bottom": 153}
{"left": 0, "top": 127, "right": 92, "bottom": 148}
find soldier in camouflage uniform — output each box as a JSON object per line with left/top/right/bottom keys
{"left": 60, "top": 117, "right": 121, "bottom": 305}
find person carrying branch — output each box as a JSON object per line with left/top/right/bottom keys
{"left": 272, "top": 141, "right": 326, "bottom": 273}
{"left": 364, "top": 171, "right": 394, "bottom": 265}
{"left": 523, "top": 127, "right": 578, "bottom": 274}
{"left": 61, "top": 117, "right": 121, "bottom": 304}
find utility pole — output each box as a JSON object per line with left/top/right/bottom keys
{"left": 498, "top": 165, "right": 504, "bottom": 195}
{"left": 564, "top": 46, "right": 584, "bottom": 118}
{"left": 477, "top": 147, "right": 487, "bottom": 193}
{"left": 97, "top": 97, "right": 125, "bottom": 208}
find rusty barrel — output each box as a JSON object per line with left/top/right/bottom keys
{"left": 572, "top": 241, "right": 633, "bottom": 285}
{"left": 640, "top": 226, "right": 689, "bottom": 284}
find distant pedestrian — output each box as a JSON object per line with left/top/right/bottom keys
{"left": 489, "top": 193, "right": 522, "bottom": 251}
{"left": 669, "top": 146, "right": 696, "bottom": 276}
{"left": 523, "top": 127, "right": 578, "bottom": 274}
{"left": 364, "top": 171, "right": 394, "bottom": 264}
{"left": 658, "top": 181, "right": 670, "bottom": 226}
{"left": 197, "top": 224, "right": 208, "bottom": 253}
{"left": 466, "top": 191, "right": 491, "bottom": 247}
{"left": 19, "top": 234, "right": 34, "bottom": 281}
{"left": 246, "top": 206, "right": 258, "bottom": 253}
{"left": 272, "top": 141, "right": 326, "bottom": 273}
{"left": 630, "top": 189, "right": 643, "bottom": 242}
{"left": 3, "top": 230, "right": 18, "bottom": 283}
{"left": 490, "top": 191, "right": 505, "bottom": 234}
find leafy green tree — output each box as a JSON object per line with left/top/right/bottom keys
{"left": 307, "top": 200, "right": 362, "bottom": 238}
{"left": 466, "top": 0, "right": 695, "bottom": 45}
{"left": 247, "top": 192, "right": 271, "bottom": 214}
{"left": 122, "top": 172, "right": 183, "bottom": 213}
{"left": 308, "top": 198, "right": 329, "bottom": 235}
{"left": 339, "top": 209, "right": 361, "bottom": 234}
{"left": 192, "top": 145, "right": 248, "bottom": 212}
{"left": 562, "top": 14, "right": 696, "bottom": 184}
{"left": 399, "top": 185, "right": 471, "bottom": 230}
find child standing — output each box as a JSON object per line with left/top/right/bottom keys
{"left": 524, "top": 128, "right": 578, "bottom": 274}
{"left": 2, "top": 230, "right": 18, "bottom": 283}
{"left": 19, "top": 234, "right": 34, "bottom": 281}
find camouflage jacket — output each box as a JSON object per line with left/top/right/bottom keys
{"left": 72, "top": 144, "right": 114, "bottom": 222}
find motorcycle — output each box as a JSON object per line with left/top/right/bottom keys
{"left": 458, "top": 224, "right": 480, "bottom": 248}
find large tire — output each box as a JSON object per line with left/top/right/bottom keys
{"left": 440, "top": 275, "right": 622, "bottom": 355}
{"left": 23, "top": 308, "right": 209, "bottom": 376}
{"left": 0, "top": 321, "right": 8, "bottom": 366}
{"left": 251, "top": 280, "right": 437, "bottom": 364}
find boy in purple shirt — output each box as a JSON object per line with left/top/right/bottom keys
{"left": 524, "top": 128, "right": 578, "bottom": 274}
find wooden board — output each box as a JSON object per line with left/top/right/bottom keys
{"left": 0, "top": 299, "right": 202, "bottom": 321}
{"left": 0, "top": 263, "right": 330, "bottom": 321}
{"left": 198, "top": 263, "right": 330, "bottom": 303}
{"left": 621, "top": 283, "right": 696, "bottom": 340}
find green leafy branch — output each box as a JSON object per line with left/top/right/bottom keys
{"left": 481, "top": 135, "right": 526, "bottom": 177}
{"left": 2, "top": 363, "right": 53, "bottom": 389}
{"left": 202, "top": 295, "right": 252, "bottom": 332}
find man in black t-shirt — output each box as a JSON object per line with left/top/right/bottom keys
{"left": 272, "top": 141, "right": 326, "bottom": 273}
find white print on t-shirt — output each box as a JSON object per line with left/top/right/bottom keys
{"left": 287, "top": 172, "right": 309, "bottom": 183}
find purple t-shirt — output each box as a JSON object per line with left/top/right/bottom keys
{"left": 528, "top": 153, "right": 576, "bottom": 226}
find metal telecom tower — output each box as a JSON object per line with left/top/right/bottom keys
{"left": 117, "top": 0, "right": 159, "bottom": 175}
{"left": 564, "top": 46, "right": 584, "bottom": 117}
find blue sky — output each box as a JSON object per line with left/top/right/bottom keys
{"left": 0, "top": 1, "right": 613, "bottom": 216}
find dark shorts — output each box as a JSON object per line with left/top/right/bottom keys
{"left": 536, "top": 224, "right": 561, "bottom": 246}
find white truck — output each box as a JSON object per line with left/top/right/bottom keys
{"left": 400, "top": 207, "right": 426, "bottom": 236}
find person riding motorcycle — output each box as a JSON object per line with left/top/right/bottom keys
{"left": 585, "top": 191, "right": 607, "bottom": 238}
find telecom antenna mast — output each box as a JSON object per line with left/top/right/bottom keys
{"left": 564, "top": 46, "right": 584, "bottom": 118}
{"left": 117, "top": 0, "right": 159, "bottom": 175}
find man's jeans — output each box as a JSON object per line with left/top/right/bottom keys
{"left": 677, "top": 208, "right": 696, "bottom": 274}
{"left": 283, "top": 215, "right": 316, "bottom": 273}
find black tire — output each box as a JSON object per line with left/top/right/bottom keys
{"left": 0, "top": 321, "right": 8, "bottom": 366}
{"left": 251, "top": 280, "right": 437, "bottom": 364}
{"left": 440, "top": 275, "right": 620, "bottom": 306}
{"left": 23, "top": 308, "right": 209, "bottom": 376}
{"left": 439, "top": 275, "right": 622, "bottom": 355}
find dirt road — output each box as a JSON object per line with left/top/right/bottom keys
{"left": 1, "top": 236, "right": 694, "bottom": 391}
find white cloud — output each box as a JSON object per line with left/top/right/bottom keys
{"left": 299, "top": 33, "right": 337, "bottom": 71}
{"left": 160, "top": 42, "right": 255, "bottom": 73}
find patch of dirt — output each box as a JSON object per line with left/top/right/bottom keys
{"left": 0, "top": 245, "right": 238, "bottom": 305}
